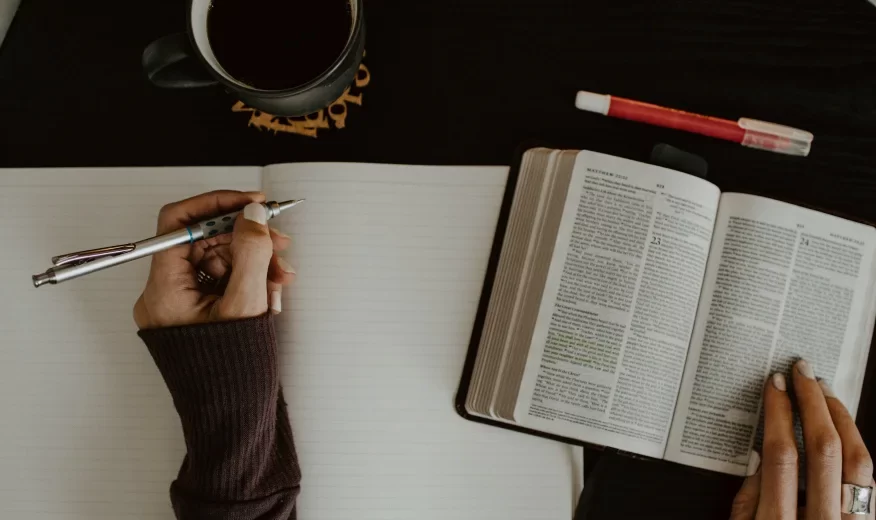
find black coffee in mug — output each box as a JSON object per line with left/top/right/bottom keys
{"left": 142, "top": 0, "right": 364, "bottom": 116}
{"left": 207, "top": 0, "right": 352, "bottom": 91}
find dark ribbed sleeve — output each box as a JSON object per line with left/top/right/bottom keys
{"left": 138, "top": 314, "right": 300, "bottom": 520}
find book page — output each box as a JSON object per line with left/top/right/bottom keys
{"left": 263, "top": 163, "right": 581, "bottom": 520}
{"left": 0, "top": 167, "right": 262, "bottom": 519}
{"left": 665, "top": 194, "right": 876, "bottom": 475}
{"left": 513, "top": 151, "right": 721, "bottom": 458}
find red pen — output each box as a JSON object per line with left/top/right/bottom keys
{"left": 575, "top": 90, "right": 813, "bottom": 157}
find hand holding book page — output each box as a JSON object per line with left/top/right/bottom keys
{"left": 730, "top": 361, "right": 876, "bottom": 519}
{"left": 665, "top": 194, "right": 876, "bottom": 474}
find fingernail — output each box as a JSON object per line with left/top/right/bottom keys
{"left": 271, "top": 227, "right": 291, "bottom": 239}
{"left": 270, "top": 290, "right": 282, "bottom": 314}
{"left": 797, "top": 359, "right": 815, "bottom": 380}
{"left": 277, "top": 257, "right": 296, "bottom": 274}
{"left": 746, "top": 451, "right": 761, "bottom": 476}
{"left": 243, "top": 202, "right": 267, "bottom": 225}
{"left": 818, "top": 379, "right": 837, "bottom": 398}
{"left": 772, "top": 373, "right": 787, "bottom": 391}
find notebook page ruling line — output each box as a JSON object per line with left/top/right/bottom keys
{"left": 0, "top": 166, "right": 262, "bottom": 519}
{"left": 262, "top": 163, "right": 581, "bottom": 520}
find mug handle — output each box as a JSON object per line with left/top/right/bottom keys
{"left": 142, "top": 33, "right": 217, "bottom": 88}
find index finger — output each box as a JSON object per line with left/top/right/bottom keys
{"left": 759, "top": 373, "right": 799, "bottom": 520}
{"left": 792, "top": 360, "right": 842, "bottom": 519}
{"left": 156, "top": 190, "right": 265, "bottom": 234}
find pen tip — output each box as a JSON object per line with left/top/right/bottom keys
{"left": 277, "top": 199, "right": 305, "bottom": 212}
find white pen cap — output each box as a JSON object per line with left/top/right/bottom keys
{"left": 575, "top": 91, "right": 611, "bottom": 115}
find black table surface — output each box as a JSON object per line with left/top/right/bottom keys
{"left": 2, "top": 0, "right": 876, "bottom": 517}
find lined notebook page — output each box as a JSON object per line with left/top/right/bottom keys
{"left": 0, "top": 167, "right": 262, "bottom": 519}
{"left": 264, "top": 163, "right": 579, "bottom": 520}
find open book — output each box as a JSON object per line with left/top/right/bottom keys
{"left": 0, "top": 163, "right": 582, "bottom": 519}
{"left": 460, "top": 148, "right": 876, "bottom": 476}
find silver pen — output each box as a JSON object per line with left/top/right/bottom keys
{"left": 32, "top": 199, "right": 304, "bottom": 288}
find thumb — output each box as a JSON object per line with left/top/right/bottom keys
{"left": 215, "top": 203, "right": 274, "bottom": 320}
{"left": 730, "top": 451, "right": 761, "bottom": 520}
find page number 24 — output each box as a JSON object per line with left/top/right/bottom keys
{"left": 797, "top": 224, "right": 809, "bottom": 247}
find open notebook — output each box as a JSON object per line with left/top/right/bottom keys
{"left": 0, "top": 164, "right": 582, "bottom": 519}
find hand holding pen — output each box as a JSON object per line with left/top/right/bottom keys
{"left": 130, "top": 191, "right": 298, "bottom": 328}
{"left": 33, "top": 191, "right": 301, "bottom": 327}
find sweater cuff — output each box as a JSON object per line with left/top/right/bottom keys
{"left": 138, "top": 314, "right": 286, "bottom": 500}
{"left": 138, "top": 314, "right": 279, "bottom": 418}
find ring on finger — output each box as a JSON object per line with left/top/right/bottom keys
{"left": 196, "top": 270, "right": 228, "bottom": 293}
{"left": 197, "top": 270, "right": 218, "bottom": 286}
{"left": 841, "top": 483, "right": 873, "bottom": 515}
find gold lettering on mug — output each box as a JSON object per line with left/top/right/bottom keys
{"left": 232, "top": 57, "right": 370, "bottom": 137}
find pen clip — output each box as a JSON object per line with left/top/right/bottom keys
{"left": 52, "top": 244, "right": 137, "bottom": 267}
